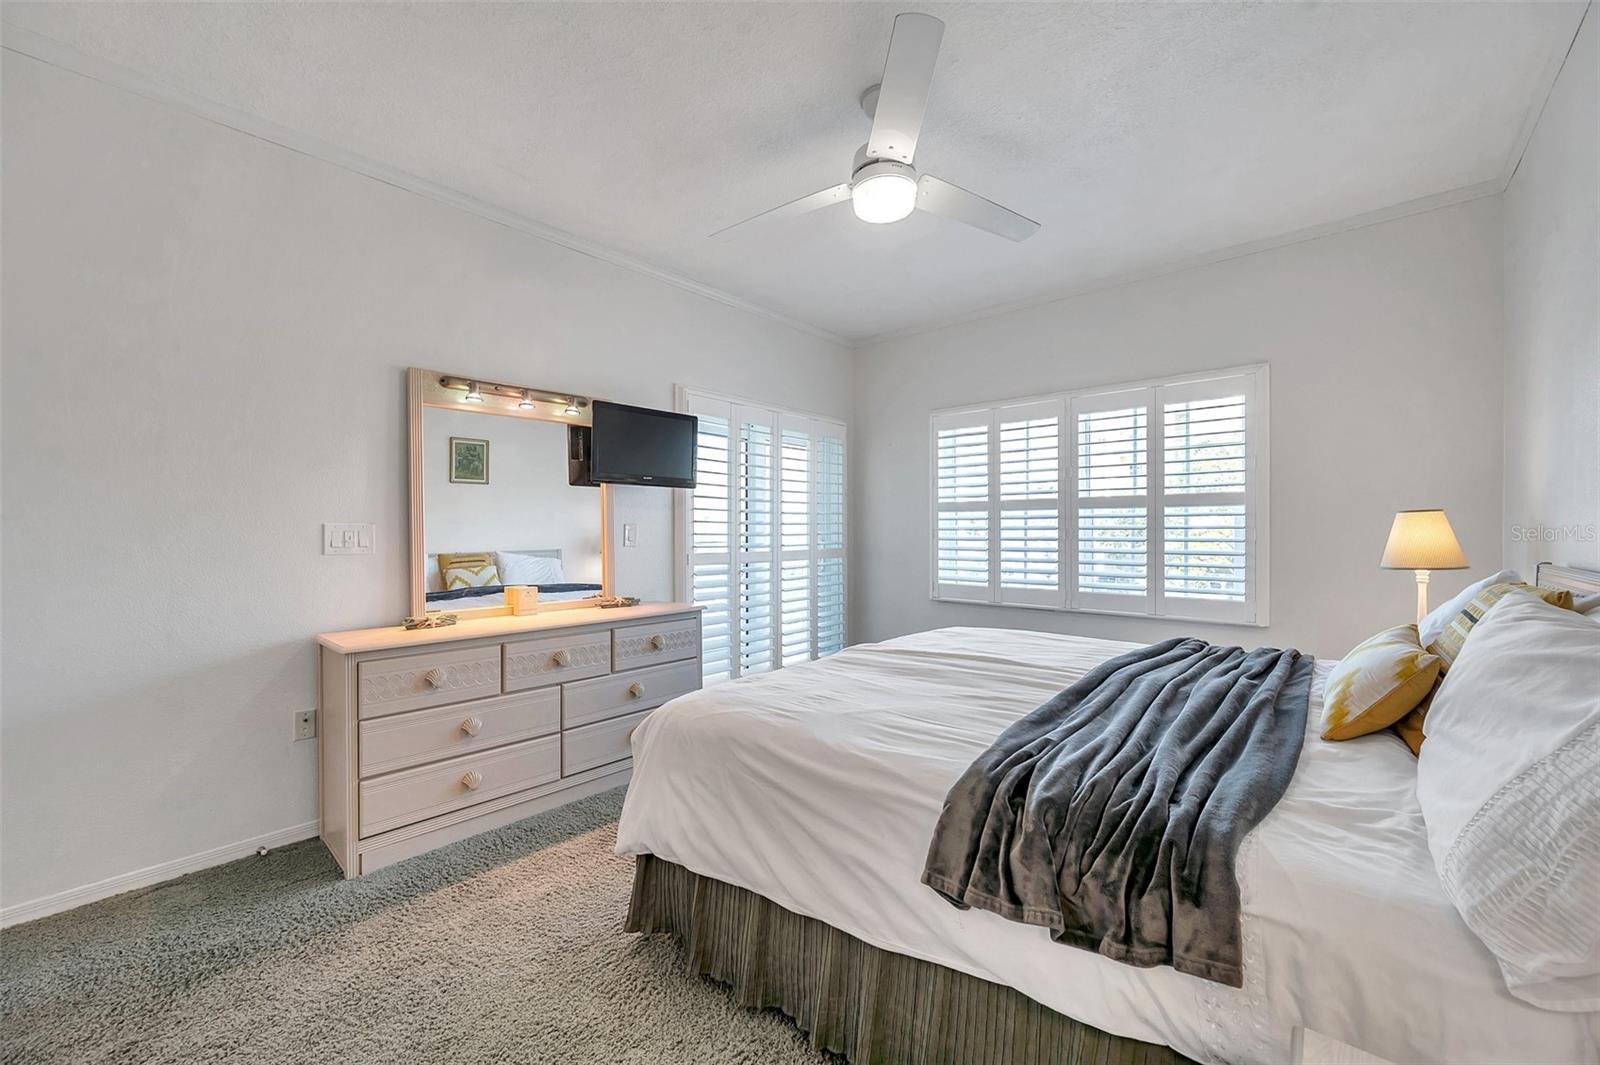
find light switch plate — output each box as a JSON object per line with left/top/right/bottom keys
{"left": 323, "top": 523, "right": 375, "bottom": 555}
{"left": 623, "top": 522, "right": 638, "bottom": 547}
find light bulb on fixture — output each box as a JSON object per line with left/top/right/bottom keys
{"left": 463, "top": 381, "right": 484, "bottom": 403}
{"left": 850, "top": 161, "right": 917, "bottom": 224}
{"left": 563, "top": 398, "right": 581, "bottom": 417}
{"left": 518, "top": 389, "right": 536, "bottom": 410}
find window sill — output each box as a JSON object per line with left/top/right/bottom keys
{"left": 929, "top": 594, "right": 1268, "bottom": 628}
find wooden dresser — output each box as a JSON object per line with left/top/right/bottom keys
{"left": 316, "top": 603, "right": 702, "bottom": 876}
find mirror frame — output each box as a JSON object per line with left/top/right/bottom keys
{"left": 407, "top": 367, "right": 613, "bottom": 620}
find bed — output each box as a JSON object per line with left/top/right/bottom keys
{"left": 616, "top": 625, "right": 1600, "bottom": 1064}
{"left": 423, "top": 548, "right": 602, "bottom": 609}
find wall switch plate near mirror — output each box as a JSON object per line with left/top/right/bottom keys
{"left": 323, "top": 523, "right": 375, "bottom": 555}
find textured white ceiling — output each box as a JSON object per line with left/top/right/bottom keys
{"left": 3, "top": 2, "right": 1585, "bottom": 340}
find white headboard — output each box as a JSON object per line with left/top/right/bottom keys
{"left": 1535, "top": 563, "right": 1600, "bottom": 598}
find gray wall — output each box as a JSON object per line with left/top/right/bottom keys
{"left": 852, "top": 198, "right": 1506, "bottom": 660}
{"left": 0, "top": 54, "right": 852, "bottom": 910}
{"left": 1503, "top": 11, "right": 1598, "bottom": 576}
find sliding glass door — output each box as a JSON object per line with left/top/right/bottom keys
{"left": 679, "top": 389, "right": 846, "bottom": 683}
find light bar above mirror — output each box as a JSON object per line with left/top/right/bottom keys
{"left": 432, "top": 374, "right": 591, "bottom": 423}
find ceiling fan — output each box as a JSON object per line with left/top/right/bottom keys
{"left": 712, "top": 12, "right": 1040, "bottom": 242}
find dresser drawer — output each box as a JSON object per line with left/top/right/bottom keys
{"left": 357, "top": 645, "right": 502, "bottom": 719}
{"left": 612, "top": 616, "right": 700, "bottom": 672}
{"left": 358, "top": 688, "right": 560, "bottom": 776}
{"left": 563, "top": 709, "right": 651, "bottom": 777}
{"left": 504, "top": 630, "right": 612, "bottom": 691}
{"left": 359, "top": 735, "right": 560, "bottom": 837}
{"left": 562, "top": 658, "right": 701, "bottom": 730}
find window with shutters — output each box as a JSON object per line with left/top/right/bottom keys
{"left": 679, "top": 388, "right": 847, "bottom": 682}
{"left": 929, "top": 366, "right": 1268, "bottom": 626}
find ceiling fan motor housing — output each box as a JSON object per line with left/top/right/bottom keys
{"left": 852, "top": 156, "right": 916, "bottom": 185}
{"left": 849, "top": 158, "right": 919, "bottom": 223}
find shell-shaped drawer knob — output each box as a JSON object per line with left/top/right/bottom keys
{"left": 460, "top": 770, "right": 484, "bottom": 791}
{"left": 422, "top": 667, "right": 446, "bottom": 688}
{"left": 648, "top": 634, "right": 666, "bottom": 650}
{"left": 459, "top": 716, "right": 484, "bottom": 737}
{"left": 551, "top": 649, "right": 571, "bottom": 667}
{"left": 627, "top": 682, "right": 645, "bottom": 699}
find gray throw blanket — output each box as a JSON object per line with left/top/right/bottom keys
{"left": 922, "top": 637, "right": 1313, "bottom": 987}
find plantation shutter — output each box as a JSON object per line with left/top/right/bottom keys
{"left": 778, "top": 414, "right": 812, "bottom": 666}
{"left": 1068, "top": 388, "right": 1155, "bottom": 613}
{"left": 813, "top": 421, "right": 848, "bottom": 657}
{"left": 735, "top": 405, "right": 777, "bottom": 675}
{"left": 1157, "top": 376, "right": 1258, "bottom": 623}
{"left": 684, "top": 395, "right": 734, "bottom": 683}
{"left": 996, "top": 400, "right": 1063, "bottom": 606}
{"left": 931, "top": 367, "right": 1267, "bottom": 624}
{"left": 679, "top": 389, "right": 848, "bottom": 679}
{"left": 932, "top": 409, "right": 996, "bottom": 601}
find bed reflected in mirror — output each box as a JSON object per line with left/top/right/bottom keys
{"left": 414, "top": 370, "right": 605, "bottom": 618}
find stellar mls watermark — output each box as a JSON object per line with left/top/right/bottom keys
{"left": 1509, "top": 522, "right": 1598, "bottom": 543}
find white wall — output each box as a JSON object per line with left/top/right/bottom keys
{"left": 1503, "top": 11, "right": 1598, "bottom": 576}
{"left": 0, "top": 54, "right": 852, "bottom": 911}
{"left": 852, "top": 198, "right": 1506, "bottom": 659}
{"left": 421, "top": 407, "right": 603, "bottom": 585}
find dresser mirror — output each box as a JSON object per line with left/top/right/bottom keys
{"left": 408, "top": 368, "right": 610, "bottom": 620}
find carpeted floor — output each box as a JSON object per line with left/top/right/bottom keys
{"left": 0, "top": 788, "right": 832, "bottom": 1065}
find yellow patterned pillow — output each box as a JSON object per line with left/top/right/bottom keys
{"left": 1392, "top": 689, "right": 1435, "bottom": 756}
{"left": 1321, "top": 624, "right": 1442, "bottom": 741}
{"left": 1427, "top": 582, "right": 1575, "bottom": 673}
{"left": 437, "top": 552, "right": 499, "bottom": 590}
{"left": 1392, "top": 583, "right": 1579, "bottom": 755}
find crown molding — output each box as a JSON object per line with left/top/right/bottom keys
{"left": 6, "top": 3, "right": 1587, "bottom": 354}
{"left": 0, "top": 22, "right": 850, "bottom": 349}
{"left": 1502, "top": 0, "right": 1592, "bottom": 188}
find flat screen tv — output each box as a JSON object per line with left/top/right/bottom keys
{"left": 588, "top": 401, "right": 697, "bottom": 488}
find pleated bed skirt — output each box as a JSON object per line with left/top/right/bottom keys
{"left": 625, "top": 854, "right": 1196, "bottom": 1065}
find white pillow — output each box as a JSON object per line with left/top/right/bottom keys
{"left": 1416, "top": 590, "right": 1600, "bottom": 1011}
{"left": 496, "top": 551, "right": 565, "bottom": 586}
{"left": 1417, "top": 569, "right": 1519, "bottom": 647}
{"left": 425, "top": 554, "right": 443, "bottom": 593}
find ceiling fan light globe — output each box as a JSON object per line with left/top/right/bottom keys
{"left": 851, "top": 168, "right": 917, "bottom": 224}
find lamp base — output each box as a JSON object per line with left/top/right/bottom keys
{"left": 1414, "top": 569, "right": 1431, "bottom": 623}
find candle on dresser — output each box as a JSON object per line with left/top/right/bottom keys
{"left": 506, "top": 585, "right": 540, "bottom": 615}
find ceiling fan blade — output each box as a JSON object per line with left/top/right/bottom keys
{"left": 709, "top": 183, "right": 851, "bottom": 238}
{"left": 917, "top": 175, "right": 1040, "bottom": 242}
{"left": 866, "top": 13, "right": 944, "bottom": 166}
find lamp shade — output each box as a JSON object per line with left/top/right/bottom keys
{"left": 1380, "top": 509, "right": 1468, "bottom": 570}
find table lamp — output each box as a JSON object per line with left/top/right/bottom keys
{"left": 1381, "top": 509, "right": 1468, "bottom": 621}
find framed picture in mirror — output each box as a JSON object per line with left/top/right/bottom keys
{"left": 448, "top": 437, "right": 490, "bottom": 484}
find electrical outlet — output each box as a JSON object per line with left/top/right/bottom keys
{"left": 294, "top": 709, "right": 316, "bottom": 741}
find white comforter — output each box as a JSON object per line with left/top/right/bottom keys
{"left": 616, "top": 628, "right": 1599, "bottom": 1064}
